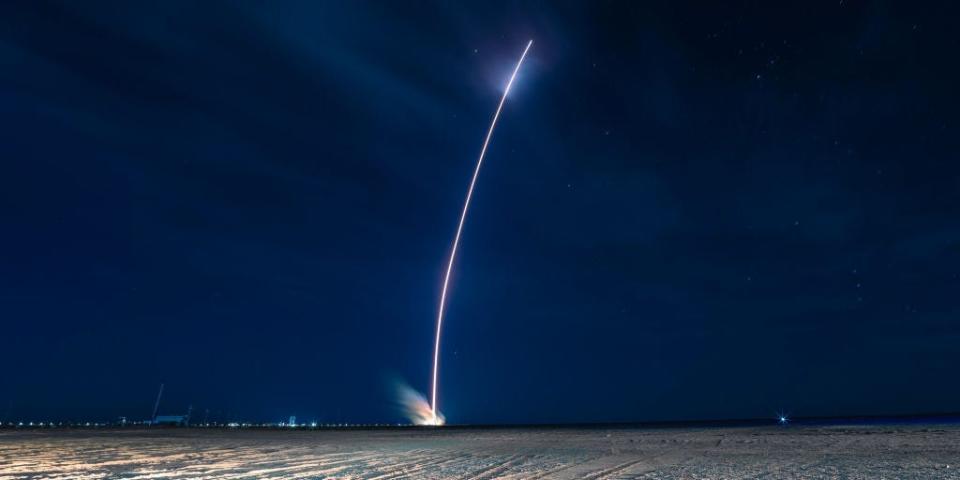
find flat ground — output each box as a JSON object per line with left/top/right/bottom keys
{"left": 1, "top": 424, "right": 958, "bottom": 479}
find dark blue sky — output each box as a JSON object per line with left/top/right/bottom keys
{"left": 2, "top": 1, "right": 959, "bottom": 424}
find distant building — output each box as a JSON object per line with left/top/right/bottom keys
{"left": 153, "top": 415, "right": 188, "bottom": 426}
{"left": 289, "top": 416, "right": 297, "bottom": 427}
{"left": 148, "top": 384, "right": 192, "bottom": 427}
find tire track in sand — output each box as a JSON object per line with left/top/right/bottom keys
{"left": 364, "top": 452, "right": 468, "bottom": 480}
{"left": 457, "top": 453, "right": 526, "bottom": 480}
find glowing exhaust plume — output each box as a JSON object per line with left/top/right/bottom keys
{"left": 429, "top": 40, "right": 534, "bottom": 425}
{"left": 395, "top": 381, "right": 445, "bottom": 426}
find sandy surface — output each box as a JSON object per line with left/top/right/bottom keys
{"left": 1, "top": 424, "right": 958, "bottom": 479}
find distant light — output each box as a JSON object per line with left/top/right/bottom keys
{"left": 777, "top": 411, "right": 790, "bottom": 425}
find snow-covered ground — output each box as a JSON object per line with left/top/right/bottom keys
{"left": 1, "top": 424, "right": 958, "bottom": 479}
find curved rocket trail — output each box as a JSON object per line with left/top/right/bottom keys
{"left": 430, "top": 40, "right": 533, "bottom": 425}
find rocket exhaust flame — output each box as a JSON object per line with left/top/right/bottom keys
{"left": 428, "top": 40, "right": 534, "bottom": 425}
{"left": 395, "top": 381, "right": 445, "bottom": 426}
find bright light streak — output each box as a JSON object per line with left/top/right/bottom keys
{"left": 430, "top": 40, "right": 534, "bottom": 425}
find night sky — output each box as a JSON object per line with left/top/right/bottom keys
{"left": 2, "top": 1, "right": 959, "bottom": 425}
